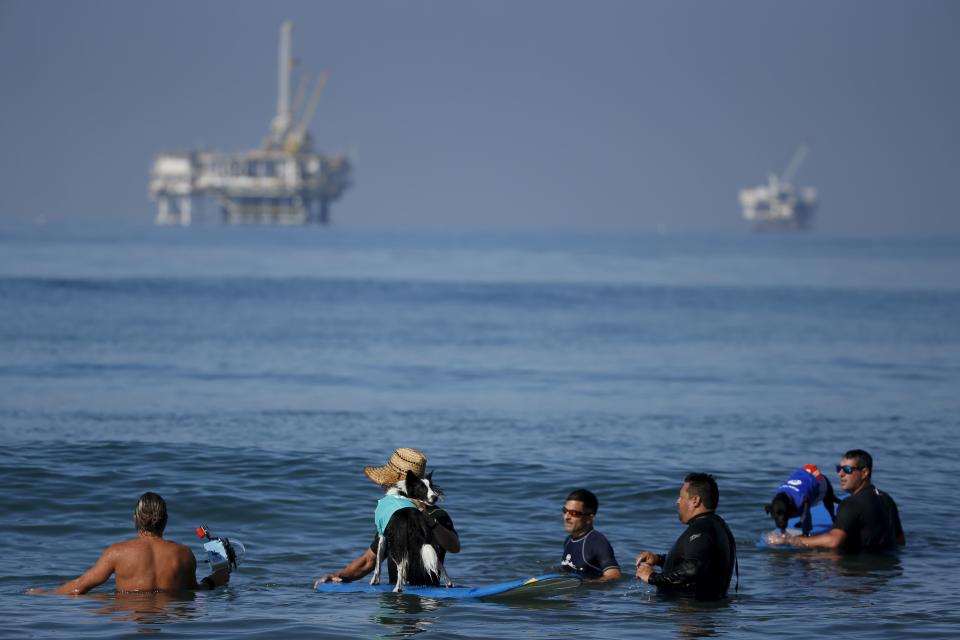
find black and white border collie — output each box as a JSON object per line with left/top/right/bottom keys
{"left": 371, "top": 470, "right": 454, "bottom": 592}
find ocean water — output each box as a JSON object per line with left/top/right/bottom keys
{"left": 1, "top": 225, "right": 959, "bottom": 639}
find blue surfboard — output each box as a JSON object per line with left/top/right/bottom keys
{"left": 757, "top": 500, "right": 837, "bottom": 548}
{"left": 314, "top": 573, "right": 582, "bottom": 599}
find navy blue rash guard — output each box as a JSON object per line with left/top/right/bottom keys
{"left": 561, "top": 529, "right": 619, "bottom": 579}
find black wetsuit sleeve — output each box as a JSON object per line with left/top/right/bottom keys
{"left": 648, "top": 530, "right": 713, "bottom": 589}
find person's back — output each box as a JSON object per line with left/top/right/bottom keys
{"left": 691, "top": 512, "right": 735, "bottom": 600}
{"left": 111, "top": 537, "right": 199, "bottom": 592}
{"left": 31, "top": 492, "right": 229, "bottom": 596}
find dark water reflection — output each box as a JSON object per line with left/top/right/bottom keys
{"left": 832, "top": 553, "right": 904, "bottom": 596}
{"left": 370, "top": 594, "right": 445, "bottom": 638}
{"left": 667, "top": 599, "right": 729, "bottom": 639}
{"left": 763, "top": 549, "right": 903, "bottom": 598}
{"left": 84, "top": 591, "right": 201, "bottom": 632}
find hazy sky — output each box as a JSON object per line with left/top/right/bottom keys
{"left": 1, "top": 0, "right": 958, "bottom": 233}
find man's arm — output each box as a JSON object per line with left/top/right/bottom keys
{"left": 416, "top": 503, "right": 460, "bottom": 553}
{"left": 634, "top": 551, "right": 663, "bottom": 582}
{"left": 428, "top": 516, "right": 460, "bottom": 554}
{"left": 638, "top": 531, "right": 715, "bottom": 588}
{"left": 597, "top": 567, "right": 622, "bottom": 582}
{"left": 314, "top": 548, "right": 377, "bottom": 587}
{"left": 641, "top": 556, "right": 701, "bottom": 588}
{"left": 784, "top": 527, "right": 846, "bottom": 550}
{"left": 584, "top": 535, "right": 621, "bottom": 582}
{"left": 188, "top": 552, "right": 231, "bottom": 590}
{"left": 196, "top": 569, "right": 231, "bottom": 590}
{"left": 32, "top": 547, "right": 117, "bottom": 595}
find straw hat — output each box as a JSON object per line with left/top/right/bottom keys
{"left": 363, "top": 448, "right": 428, "bottom": 487}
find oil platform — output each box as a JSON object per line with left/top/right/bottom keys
{"left": 739, "top": 146, "right": 817, "bottom": 231}
{"left": 149, "top": 22, "right": 351, "bottom": 225}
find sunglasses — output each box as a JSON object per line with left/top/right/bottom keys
{"left": 836, "top": 464, "right": 863, "bottom": 474}
{"left": 562, "top": 507, "right": 593, "bottom": 518}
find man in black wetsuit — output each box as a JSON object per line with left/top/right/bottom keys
{"left": 560, "top": 488, "right": 622, "bottom": 582}
{"left": 770, "top": 449, "right": 905, "bottom": 552}
{"left": 635, "top": 472, "right": 736, "bottom": 600}
{"left": 313, "top": 448, "right": 460, "bottom": 588}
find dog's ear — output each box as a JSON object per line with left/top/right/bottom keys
{"left": 427, "top": 470, "right": 433, "bottom": 481}
{"left": 404, "top": 469, "right": 418, "bottom": 486}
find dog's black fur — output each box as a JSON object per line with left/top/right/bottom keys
{"left": 371, "top": 470, "right": 453, "bottom": 592}
{"left": 765, "top": 476, "right": 839, "bottom": 536}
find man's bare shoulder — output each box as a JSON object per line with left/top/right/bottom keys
{"left": 109, "top": 537, "right": 194, "bottom": 558}
{"left": 105, "top": 538, "right": 142, "bottom": 554}
{"left": 158, "top": 538, "right": 197, "bottom": 565}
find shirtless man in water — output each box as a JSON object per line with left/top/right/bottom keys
{"left": 31, "top": 492, "right": 229, "bottom": 595}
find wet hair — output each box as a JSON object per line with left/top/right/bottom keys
{"left": 133, "top": 492, "right": 168, "bottom": 535}
{"left": 684, "top": 472, "right": 719, "bottom": 510}
{"left": 843, "top": 449, "right": 873, "bottom": 471}
{"left": 566, "top": 488, "right": 599, "bottom": 515}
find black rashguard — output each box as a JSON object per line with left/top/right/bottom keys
{"left": 648, "top": 511, "right": 736, "bottom": 601}
{"left": 834, "top": 484, "right": 903, "bottom": 553}
{"left": 369, "top": 506, "right": 456, "bottom": 586}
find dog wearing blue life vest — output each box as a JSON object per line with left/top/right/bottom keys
{"left": 765, "top": 464, "right": 839, "bottom": 536}
{"left": 370, "top": 469, "right": 453, "bottom": 592}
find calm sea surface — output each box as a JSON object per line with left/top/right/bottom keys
{"left": 1, "top": 225, "right": 959, "bottom": 639}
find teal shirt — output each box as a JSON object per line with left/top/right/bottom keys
{"left": 375, "top": 495, "right": 417, "bottom": 535}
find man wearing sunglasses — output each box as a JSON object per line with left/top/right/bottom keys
{"left": 771, "top": 449, "right": 904, "bottom": 552}
{"left": 560, "top": 489, "right": 622, "bottom": 582}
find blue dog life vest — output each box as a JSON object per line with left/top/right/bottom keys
{"left": 375, "top": 495, "right": 417, "bottom": 535}
{"left": 774, "top": 465, "right": 828, "bottom": 510}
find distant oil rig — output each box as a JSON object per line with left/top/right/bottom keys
{"left": 739, "top": 146, "right": 817, "bottom": 231}
{"left": 149, "top": 22, "right": 352, "bottom": 226}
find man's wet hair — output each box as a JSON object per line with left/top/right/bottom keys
{"left": 133, "top": 492, "right": 168, "bottom": 535}
{"left": 566, "top": 488, "right": 599, "bottom": 515}
{"left": 684, "top": 472, "right": 719, "bottom": 510}
{"left": 843, "top": 449, "right": 873, "bottom": 471}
